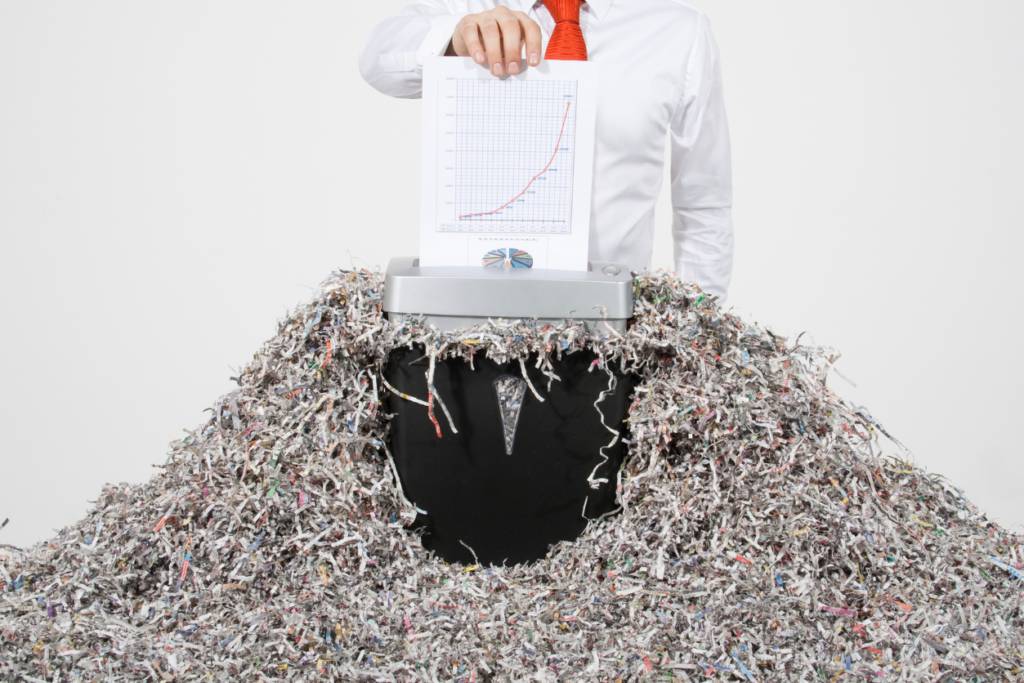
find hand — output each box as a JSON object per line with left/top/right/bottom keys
{"left": 448, "top": 7, "right": 543, "bottom": 76}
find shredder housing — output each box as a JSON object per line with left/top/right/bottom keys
{"left": 382, "top": 257, "right": 636, "bottom": 564}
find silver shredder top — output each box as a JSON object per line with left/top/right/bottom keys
{"left": 382, "top": 257, "right": 634, "bottom": 333}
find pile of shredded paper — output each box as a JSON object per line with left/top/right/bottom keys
{"left": 2, "top": 268, "right": 1021, "bottom": 682}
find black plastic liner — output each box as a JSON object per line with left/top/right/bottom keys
{"left": 385, "top": 346, "right": 636, "bottom": 565}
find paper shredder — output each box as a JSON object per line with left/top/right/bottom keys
{"left": 382, "top": 257, "right": 636, "bottom": 565}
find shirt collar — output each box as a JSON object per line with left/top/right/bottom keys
{"left": 518, "top": 0, "right": 612, "bottom": 21}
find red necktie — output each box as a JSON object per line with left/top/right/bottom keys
{"left": 543, "top": 0, "right": 587, "bottom": 61}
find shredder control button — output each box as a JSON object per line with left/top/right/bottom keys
{"left": 602, "top": 265, "right": 620, "bottom": 276}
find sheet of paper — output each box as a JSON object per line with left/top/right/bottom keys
{"left": 420, "top": 57, "right": 597, "bottom": 271}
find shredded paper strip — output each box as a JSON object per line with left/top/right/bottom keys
{"left": 1, "top": 268, "right": 1021, "bottom": 681}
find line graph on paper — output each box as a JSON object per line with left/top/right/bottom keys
{"left": 437, "top": 78, "right": 577, "bottom": 233}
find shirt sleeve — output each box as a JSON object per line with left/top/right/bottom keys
{"left": 668, "top": 13, "right": 734, "bottom": 304}
{"left": 358, "top": 1, "right": 470, "bottom": 99}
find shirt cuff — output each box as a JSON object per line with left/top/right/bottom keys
{"left": 417, "top": 13, "right": 469, "bottom": 66}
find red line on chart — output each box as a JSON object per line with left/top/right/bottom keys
{"left": 458, "top": 101, "right": 572, "bottom": 221}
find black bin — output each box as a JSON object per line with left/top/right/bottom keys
{"left": 381, "top": 257, "right": 636, "bottom": 565}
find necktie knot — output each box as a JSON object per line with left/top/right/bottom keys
{"left": 543, "top": 0, "right": 587, "bottom": 61}
{"left": 544, "top": 0, "right": 583, "bottom": 23}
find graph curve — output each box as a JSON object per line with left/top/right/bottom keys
{"left": 458, "top": 101, "right": 573, "bottom": 221}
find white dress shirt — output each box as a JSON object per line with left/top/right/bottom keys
{"left": 359, "top": 0, "right": 734, "bottom": 301}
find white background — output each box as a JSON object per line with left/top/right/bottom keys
{"left": 1, "top": 1, "right": 1021, "bottom": 547}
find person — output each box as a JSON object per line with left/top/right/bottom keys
{"left": 359, "top": 0, "right": 734, "bottom": 301}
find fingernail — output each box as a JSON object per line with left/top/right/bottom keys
{"left": 529, "top": 52, "right": 540, "bottom": 66}
{"left": 474, "top": 52, "right": 485, "bottom": 63}
{"left": 492, "top": 62, "right": 503, "bottom": 76}
{"left": 508, "top": 61, "right": 520, "bottom": 75}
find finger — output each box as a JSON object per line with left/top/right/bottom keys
{"left": 497, "top": 15, "right": 522, "bottom": 74}
{"left": 517, "top": 13, "right": 543, "bottom": 67}
{"left": 450, "top": 20, "right": 467, "bottom": 56}
{"left": 479, "top": 17, "right": 504, "bottom": 75}
{"left": 459, "top": 21, "right": 485, "bottom": 63}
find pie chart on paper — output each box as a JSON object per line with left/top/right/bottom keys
{"left": 482, "top": 248, "right": 534, "bottom": 268}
